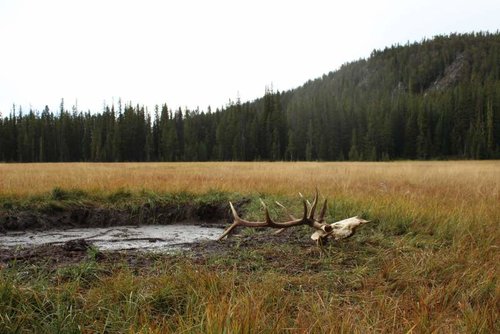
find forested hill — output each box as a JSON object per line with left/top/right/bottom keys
{"left": 1, "top": 32, "right": 499, "bottom": 162}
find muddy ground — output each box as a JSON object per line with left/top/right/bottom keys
{"left": 0, "top": 229, "right": 323, "bottom": 279}
{"left": 0, "top": 197, "right": 374, "bottom": 278}
{"left": 0, "top": 197, "right": 364, "bottom": 278}
{"left": 0, "top": 198, "right": 302, "bottom": 268}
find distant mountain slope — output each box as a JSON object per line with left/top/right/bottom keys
{"left": 1, "top": 32, "right": 499, "bottom": 162}
{"left": 274, "top": 32, "right": 500, "bottom": 160}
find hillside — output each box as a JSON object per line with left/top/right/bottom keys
{"left": 1, "top": 32, "right": 499, "bottom": 162}
{"left": 279, "top": 32, "right": 500, "bottom": 160}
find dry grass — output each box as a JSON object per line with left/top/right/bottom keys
{"left": 1, "top": 161, "right": 499, "bottom": 333}
{"left": 1, "top": 161, "right": 498, "bottom": 231}
{"left": 1, "top": 161, "right": 498, "bottom": 208}
{"left": 1, "top": 161, "right": 498, "bottom": 197}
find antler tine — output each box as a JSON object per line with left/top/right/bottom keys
{"left": 318, "top": 199, "right": 327, "bottom": 223}
{"left": 260, "top": 199, "right": 275, "bottom": 225}
{"left": 229, "top": 201, "right": 242, "bottom": 222}
{"left": 259, "top": 198, "right": 266, "bottom": 210}
{"left": 275, "top": 200, "right": 297, "bottom": 220}
{"left": 218, "top": 201, "right": 272, "bottom": 241}
{"left": 300, "top": 197, "right": 308, "bottom": 220}
{"left": 307, "top": 189, "right": 319, "bottom": 220}
{"left": 299, "top": 192, "right": 312, "bottom": 210}
{"left": 274, "top": 200, "right": 300, "bottom": 235}
{"left": 218, "top": 202, "right": 241, "bottom": 240}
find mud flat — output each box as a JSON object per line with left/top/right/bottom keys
{"left": 0, "top": 199, "right": 250, "bottom": 265}
{"left": 0, "top": 224, "right": 224, "bottom": 252}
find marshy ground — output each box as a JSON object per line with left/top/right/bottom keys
{"left": 0, "top": 161, "right": 498, "bottom": 333}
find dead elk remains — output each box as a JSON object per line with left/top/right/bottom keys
{"left": 0, "top": 161, "right": 498, "bottom": 333}
{"left": 220, "top": 191, "right": 370, "bottom": 253}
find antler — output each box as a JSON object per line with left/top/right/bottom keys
{"left": 219, "top": 190, "right": 332, "bottom": 240}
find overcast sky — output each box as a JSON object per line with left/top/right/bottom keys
{"left": 0, "top": 0, "right": 499, "bottom": 115}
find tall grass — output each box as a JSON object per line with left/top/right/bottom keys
{"left": 2, "top": 161, "right": 496, "bottom": 242}
{"left": 1, "top": 161, "right": 498, "bottom": 199}
{"left": 1, "top": 250, "right": 497, "bottom": 333}
{"left": 0, "top": 161, "right": 498, "bottom": 332}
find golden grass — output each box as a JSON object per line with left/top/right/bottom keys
{"left": 1, "top": 161, "right": 498, "bottom": 227}
{"left": 1, "top": 161, "right": 498, "bottom": 200}
{"left": 1, "top": 161, "right": 499, "bottom": 333}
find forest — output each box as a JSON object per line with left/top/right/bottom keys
{"left": 1, "top": 32, "right": 499, "bottom": 162}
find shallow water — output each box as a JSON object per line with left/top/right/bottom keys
{"left": 0, "top": 224, "right": 224, "bottom": 251}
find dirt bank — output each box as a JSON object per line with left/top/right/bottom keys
{"left": 0, "top": 199, "right": 249, "bottom": 233}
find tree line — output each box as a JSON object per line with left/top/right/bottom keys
{"left": 1, "top": 32, "right": 499, "bottom": 162}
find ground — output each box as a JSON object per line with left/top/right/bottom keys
{"left": 0, "top": 161, "right": 498, "bottom": 333}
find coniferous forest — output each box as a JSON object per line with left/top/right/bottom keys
{"left": 1, "top": 32, "right": 499, "bottom": 162}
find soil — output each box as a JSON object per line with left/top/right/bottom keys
{"left": 0, "top": 241, "right": 159, "bottom": 270}
{"left": 0, "top": 198, "right": 350, "bottom": 275}
{"left": 0, "top": 226, "right": 367, "bottom": 278}
{"left": 0, "top": 199, "right": 257, "bottom": 267}
{"left": 0, "top": 228, "right": 315, "bottom": 274}
{"left": 0, "top": 199, "right": 250, "bottom": 233}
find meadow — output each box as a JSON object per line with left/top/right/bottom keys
{"left": 0, "top": 161, "right": 499, "bottom": 333}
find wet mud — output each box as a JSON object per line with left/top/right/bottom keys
{"left": 0, "top": 224, "right": 224, "bottom": 251}
{"left": 0, "top": 199, "right": 251, "bottom": 266}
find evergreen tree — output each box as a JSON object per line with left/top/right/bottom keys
{"left": 1, "top": 33, "right": 499, "bottom": 162}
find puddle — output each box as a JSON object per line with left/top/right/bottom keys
{"left": 0, "top": 224, "right": 224, "bottom": 252}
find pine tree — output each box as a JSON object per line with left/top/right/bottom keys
{"left": 348, "top": 129, "right": 360, "bottom": 161}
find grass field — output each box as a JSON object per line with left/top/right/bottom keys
{"left": 0, "top": 161, "right": 499, "bottom": 333}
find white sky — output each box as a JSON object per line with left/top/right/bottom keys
{"left": 0, "top": 0, "right": 499, "bottom": 115}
